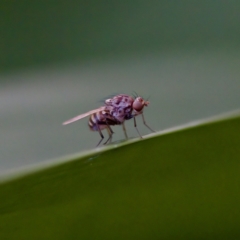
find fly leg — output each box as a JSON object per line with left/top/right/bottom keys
{"left": 103, "top": 122, "right": 114, "bottom": 145}
{"left": 96, "top": 124, "right": 105, "bottom": 147}
{"left": 133, "top": 116, "right": 142, "bottom": 139}
{"left": 122, "top": 121, "right": 128, "bottom": 139}
{"left": 141, "top": 113, "right": 155, "bottom": 132}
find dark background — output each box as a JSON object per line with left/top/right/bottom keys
{"left": 1, "top": 1, "right": 240, "bottom": 173}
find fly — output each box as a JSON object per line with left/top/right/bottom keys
{"left": 63, "top": 94, "right": 154, "bottom": 146}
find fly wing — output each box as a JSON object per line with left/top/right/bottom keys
{"left": 62, "top": 106, "right": 106, "bottom": 125}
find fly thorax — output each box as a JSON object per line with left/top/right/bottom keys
{"left": 112, "top": 107, "right": 126, "bottom": 122}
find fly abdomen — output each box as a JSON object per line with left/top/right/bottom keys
{"left": 88, "top": 112, "right": 105, "bottom": 131}
{"left": 88, "top": 110, "right": 121, "bottom": 131}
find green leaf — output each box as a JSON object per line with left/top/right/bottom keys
{"left": 0, "top": 112, "right": 240, "bottom": 240}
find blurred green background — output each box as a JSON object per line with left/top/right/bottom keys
{"left": 1, "top": 1, "right": 240, "bottom": 71}
{"left": 1, "top": 1, "right": 240, "bottom": 173}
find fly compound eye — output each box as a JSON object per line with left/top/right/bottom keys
{"left": 133, "top": 97, "right": 145, "bottom": 112}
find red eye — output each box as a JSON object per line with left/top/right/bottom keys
{"left": 133, "top": 98, "right": 144, "bottom": 111}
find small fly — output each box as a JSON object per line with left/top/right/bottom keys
{"left": 63, "top": 94, "right": 154, "bottom": 146}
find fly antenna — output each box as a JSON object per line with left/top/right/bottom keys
{"left": 132, "top": 91, "right": 139, "bottom": 98}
